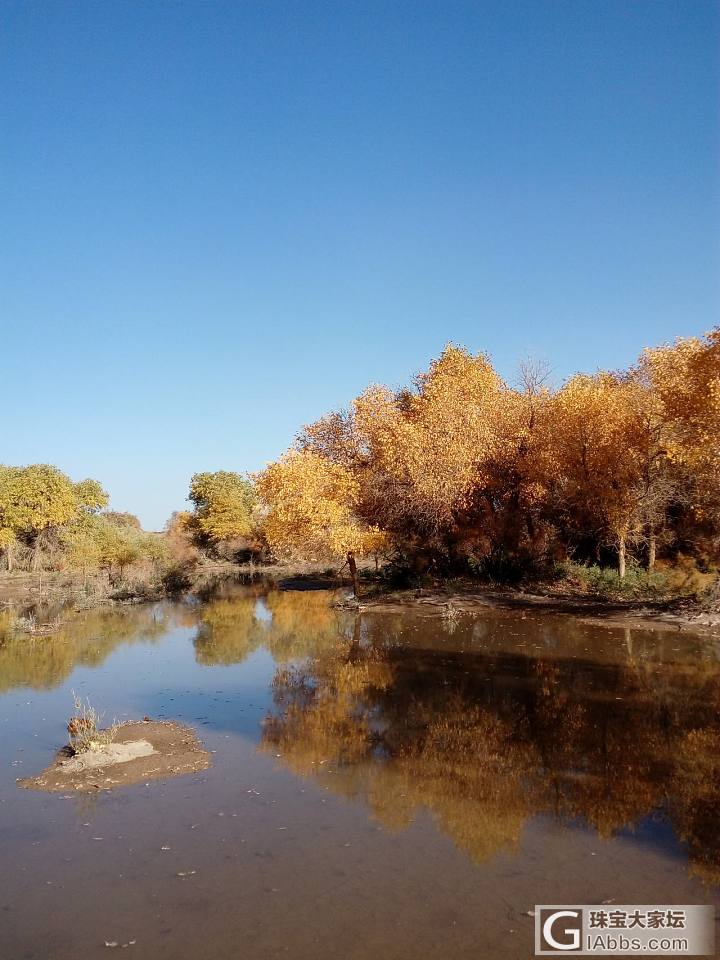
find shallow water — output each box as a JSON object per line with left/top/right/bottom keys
{"left": 0, "top": 586, "right": 718, "bottom": 959}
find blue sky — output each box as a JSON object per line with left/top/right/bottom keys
{"left": 2, "top": 0, "right": 718, "bottom": 529}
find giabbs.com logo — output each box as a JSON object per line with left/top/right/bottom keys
{"left": 537, "top": 909, "right": 582, "bottom": 953}
{"left": 534, "top": 904, "right": 715, "bottom": 956}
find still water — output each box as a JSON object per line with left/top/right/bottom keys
{"left": 0, "top": 585, "right": 718, "bottom": 959}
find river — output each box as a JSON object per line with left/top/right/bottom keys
{"left": 0, "top": 583, "right": 718, "bottom": 958}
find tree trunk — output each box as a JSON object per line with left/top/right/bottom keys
{"left": 647, "top": 532, "right": 656, "bottom": 571}
{"left": 347, "top": 551, "right": 358, "bottom": 598}
{"left": 5, "top": 543, "right": 12, "bottom": 572}
{"left": 32, "top": 534, "right": 42, "bottom": 572}
{"left": 618, "top": 534, "right": 626, "bottom": 580}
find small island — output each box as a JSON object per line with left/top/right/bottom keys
{"left": 18, "top": 719, "right": 211, "bottom": 794}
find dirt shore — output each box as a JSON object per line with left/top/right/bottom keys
{"left": 0, "top": 562, "right": 348, "bottom": 611}
{"left": 353, "top": 587, "right": 720, "bottom": 635}
{"left": 2, "top": 566, "right": 717, "bottom": 636}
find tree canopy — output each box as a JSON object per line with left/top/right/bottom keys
{"left": 257, "top": 330, "right": 720, "bottom": 579}
{"left": 188, "top": 471, "right": 257, "bottom": 545}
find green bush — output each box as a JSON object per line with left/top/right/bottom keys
{"left": 555, "top": 561, "right": 677, "bottom": 599}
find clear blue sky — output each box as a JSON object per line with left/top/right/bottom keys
{"left": 2, "top": 1, "right": 718, "bottom": 529}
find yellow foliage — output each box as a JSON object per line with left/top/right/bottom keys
{"left": 641, "top": 328, "right": 720, "bottom": 472}
{"left": 353, "top": 346, "right": 504, "bottom": 531}
{"left": 258, "top": 332, "right": 720, "bottom": 575}
{"left": 0, "top": 464, "right": 81, "bottom": 534}
{"left": 256, "top": 450, "right": 383, "bottom": 561}
{"left": 188, "top": 471, "right": 256, "bottom": 543}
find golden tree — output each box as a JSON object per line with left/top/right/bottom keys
{"left": 0, "top": 464, "right": 108, "bottom": 571}
{"left": 188, "top": 471, "right": 257, "bottom": 546}
{"left": 256, "top": 449, "right": 386, "bottom": 594}
{"left": 641, "top": 328, "right": 720, "bottom": 471}
{"left": 353, "top": 346, "right": 504, "bottom": 539}
{"left": 549, "top": 373, "right": 651, "bottom": 577}
{"left": 74, "top": 478, "right": 109, "bottom": 512}
{"left": 251, "top": 332, "right": 720, "bottom": 581}
{"left": 639, "top": 329, "right": 720, "bottom": 564}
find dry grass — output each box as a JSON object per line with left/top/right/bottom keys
{"left": 67, "top": 692, "right": 118, "bottom": 754}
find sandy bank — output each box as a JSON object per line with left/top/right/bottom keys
{"left": 17, "top": 720, "right": 211, "bottom": 793}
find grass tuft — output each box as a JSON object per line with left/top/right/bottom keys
{"left": 67, "top": 692, "right": 118, "bottom": 754}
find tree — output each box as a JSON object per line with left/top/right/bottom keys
{"left": 102, "top": 511, "right": 141, "bottom": 529}
{"left": 549, "top": 373, "right": 656, "bottom": 577}
{"left": 641, "top": 328, "right": 720, "bottom": 472}
{"left": 475, "top": 359, "right": 554, "bottom": 567}
{"left": 639, "top": 329, "right": 720, "bottom": 565}
{"left": 60, "top": 512, "right": 168, "bottom": 584}
{"left": 0, "top": 527, "right": 16, "bottom": 572}
{"left": 61, "top": 523, "right": 103, "bottom": 583}
{"left": 0, "top": 465, "right": 78, "bottom": 570}
{"left": 262, "top": 333, "right": 720, "bottom": 582}
{"left": 188, "top": 471, "right": 257, "bottom": 547}
{"left": 163, "top": 510, "right": 198, "bottom": 565}
{"left": 0, "top": 465, "right": 109, "bottom": 571}
{"left": 353, "top": 346, "right": 504, "bottom": 544}
{"left": 256, "top": 450, "right": 386, "bottom": 595}
{"left": 74, "top": 479, "right": 109, "bottom": 513}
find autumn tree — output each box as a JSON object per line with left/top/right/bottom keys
{"left": 163, "top": 510, "right": 198, "bottom": 566}
{"left": 102, "top": 511, "right": 142, "bottom": 529}
{"left": 475, "top": 359, "right": 554, "bottom": 569}
{"left": 298, "top": 346, "right": 551, "bottom": 573}
{"left": 188, "top": 471, "right": 257, "bottom": 552}
{"left": 641, "top": 329, "right": 720, "bottom": 471}
{"left": 548, "top": 373, "right": 655, "bottom": 577}
{"left": 256, "top": 450, "right": 387, "bottom": 595}
{"left": 0, "top": 464, "right": 108, "bottom": 571}
{"left": 61, "top": 523, "right": 103, "bottom": 583}
{"left": 74, "top": 478, "right": 110, "bottom": 513}
{"left": 353, "top": 347, "right": 504, "bottom": 546}
{"left": 262, "top": 332, "right": 720, "bottom": 584}
{"left": 638, "top": 329, "right": 720, "bottom": 566}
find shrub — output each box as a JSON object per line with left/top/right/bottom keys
{"left": 555, "top": 561, "right": 677, "bottom": 599}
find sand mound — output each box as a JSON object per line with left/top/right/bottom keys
{"left": 17, "top": 720, "right": 211, "bottom": 793}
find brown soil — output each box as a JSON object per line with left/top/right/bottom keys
{"left": 17, "top": 720, "right": 211, "bottom": 794}
{"left": 354, "top": 588, "right": 720, "bottom": 635}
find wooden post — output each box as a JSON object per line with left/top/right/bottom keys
{"left": 347, "top": 551, "right": 358, "bottom": 598}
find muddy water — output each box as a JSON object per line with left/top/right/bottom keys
{"left": 0, "top": 587, "right": 718, "bottom": 959}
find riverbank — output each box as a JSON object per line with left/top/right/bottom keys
{"left": 352, "top": 583, "right": 720, "bottom": 635}
{"left": 0, "top": 561, "right": 347, "bottom": 617}
{"left": 2, "top": 564, "right": 717, "bottom": 636}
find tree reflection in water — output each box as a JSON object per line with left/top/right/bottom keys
{"left": 2, "top": 587, "right": 717, "bottom": 887}
{"left": 193, "top": 587, "right": 353, "bottom": 665}
{"left": 262, "top": 607, "right": 720, "bottom": 886}
{"left": 0, "top": 603, "right": 178, "bottom": 692}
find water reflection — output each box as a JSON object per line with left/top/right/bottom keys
{"left": 0, "top": 603, "right": 178, "bottom": 692}
{"left": 194, "top": 588, "right": 352, "bottom": 664}
{"left": 2, "top": 587, "right": 718, "bottom": 888}
{"left": 261, "top": 609, "right": 720, "bottom": 886}
{"left": 0, "top": 585, "right": 352, "bottom": 691}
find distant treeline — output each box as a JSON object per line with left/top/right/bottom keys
{"left": 0, "top": 465, "right": 164, "bottom": 581}
{"left": 2, "top": 328, "right": 718, "bottom": 592}
{"left": 254, "top": 328, "right": 720, "bottom": 586}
